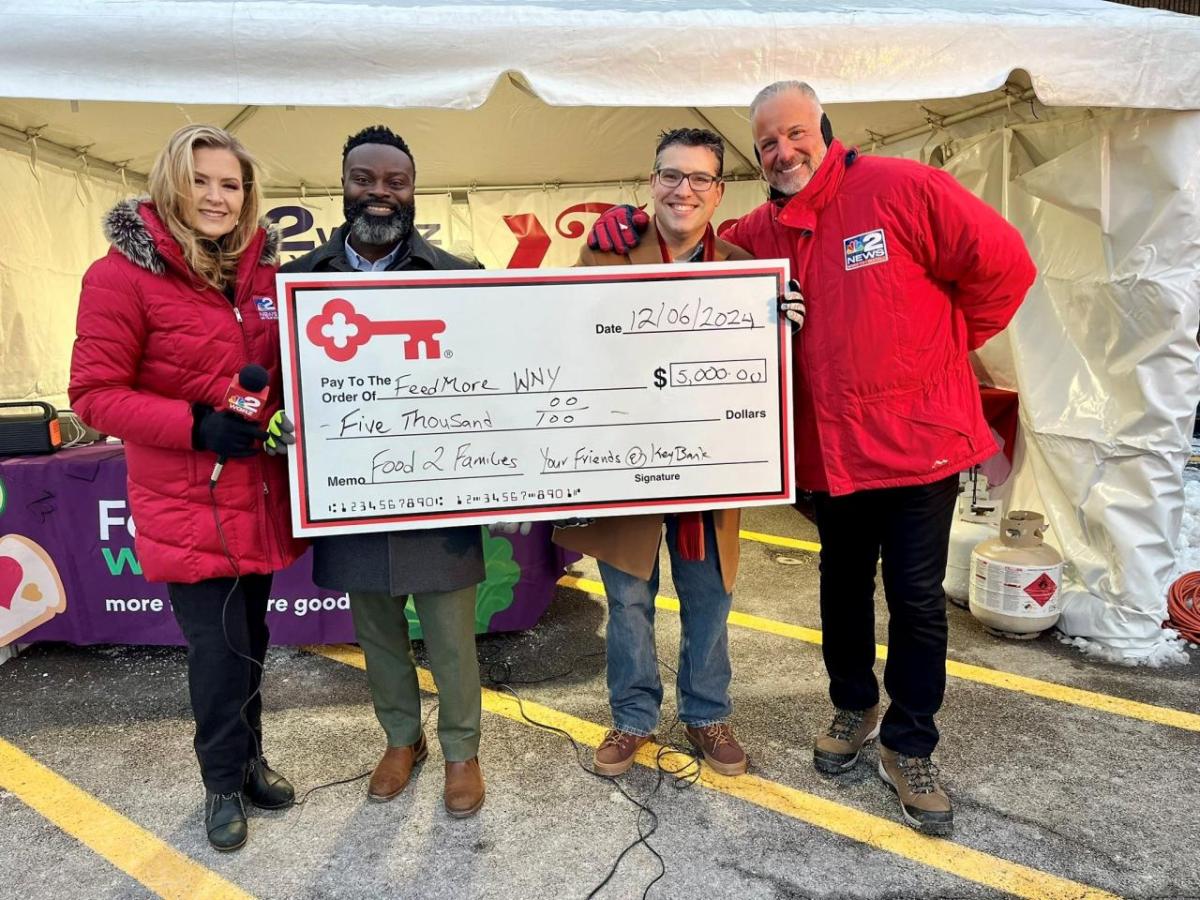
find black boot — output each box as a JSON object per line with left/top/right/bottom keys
{"left": 243, "top": 756, "right": 295, "bottom": 810}
{"left": 205, "top": 791, "right": 247, "bottom": 852}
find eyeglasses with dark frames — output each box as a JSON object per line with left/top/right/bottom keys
{"left": 653, "top": 168, "right": 721, "bottom": 192}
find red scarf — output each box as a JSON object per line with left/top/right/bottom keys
{"left": 655, "top": 220, "right": 714, "bottom": 561}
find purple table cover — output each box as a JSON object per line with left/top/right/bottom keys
{"left": 0, "top": 445, "right": 576, "bottom": 647}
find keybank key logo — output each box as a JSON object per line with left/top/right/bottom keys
{"left": 844, "top": 228, "right": 888, "bottom": 270}
{"left": 307, "top": 298, "right": 446, "bottom": 363}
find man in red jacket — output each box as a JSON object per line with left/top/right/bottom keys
{"left": 589, "top": 81, "right": 1036, "bottom": 835}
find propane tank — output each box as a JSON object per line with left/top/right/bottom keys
{"left": 968, "top": 511, "right": 1063, "bottom": 638}
{"left": 943, "top": 469, "right": 1001, "bottom": 608}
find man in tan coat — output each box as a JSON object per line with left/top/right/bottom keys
{"left": 555, "top": 128, "right": 797, "bottom": 777}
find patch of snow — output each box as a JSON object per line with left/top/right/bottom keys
{"left": 1056, "top": 631, "right": 1191, "bottom": 667}
{"left": 1174, "top": 480, "right": 1200, "bottom": 579}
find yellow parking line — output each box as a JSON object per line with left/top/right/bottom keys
{"left": 558, "top": 576, "right": 1200, "bottom": 733}
{"left": 739, "top": 528, "right": 822, "bottom": 553}
{"left": 307, "top": 644, "right": 1117, "bottom": 900}
{"left": 0, "top": 738, "right": 252, "bottom": 900}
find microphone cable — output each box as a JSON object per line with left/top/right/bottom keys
{"left": 208, "top": 484, "right": 709, "bottom": 897}
{"left": 210, "top": 479, "right": 387, "bottom": 807}
{"left": 209, "top": 481, "right": 267, "bottom": 768}
{"left": 479, "top": 649, "right": 704, "bottom": 900}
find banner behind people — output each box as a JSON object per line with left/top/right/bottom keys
{"left": 466, "top": 181, "right": 767, "bottom": 269}
{"left": 266, "top": 193, "right": 459, "bottom": 266}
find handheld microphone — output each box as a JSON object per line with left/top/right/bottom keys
{"left": 210, "top": 364, "right": 270, "bottom": 486}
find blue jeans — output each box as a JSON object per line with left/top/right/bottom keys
{"left": 599, "top": 513, "right": 734, "bottom": 736}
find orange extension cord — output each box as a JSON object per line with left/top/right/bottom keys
{"left": 1167, "top": 571, "right": 1200, "bottom": 644}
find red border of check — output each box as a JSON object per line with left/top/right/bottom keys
{"left": 280, "top": 265, "right": 792, "bottom": 534}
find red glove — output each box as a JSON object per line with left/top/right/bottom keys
{"left": 586, "top": 205, "right": 650, "bottom": 254}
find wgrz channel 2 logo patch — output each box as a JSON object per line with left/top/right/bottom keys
{"left": 843, "top": 228, "right": 888, "bottom": 270}
{"left": 254, "top": 296, "right": 278, "bottom": 320}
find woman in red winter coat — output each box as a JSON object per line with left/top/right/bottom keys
{"left": 69, "top": 124, "right": 306, "bottom": 852}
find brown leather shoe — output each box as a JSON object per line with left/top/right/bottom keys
{"left": 593, "top": 729, "right": 653, "bottom": 776}
{"left": 444, "top": 758, "right": 485, "bottom": 818}
{"left": 684, "top": 723, "right": 748, "bottom": 776}
{"left": 367, "top": 733, "right": 428, "bottom": 802}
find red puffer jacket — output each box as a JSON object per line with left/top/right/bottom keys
{"left": 70, "top": 200, "right": 307, "bottom": 583}
{"left": 722, "top": 141, "right": 1036, "bottom": 496}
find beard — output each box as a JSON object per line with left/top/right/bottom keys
{"left": 765, "top": 147, "right": 826, "bottom": 198}
{"left": 767, "top": 162, "right": 817, "bottom": 197}
{"left": 345, "top": 197, "right": 416, "bottom": 247}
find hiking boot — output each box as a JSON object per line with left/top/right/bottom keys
{"left": 204, "top": 790, "right": 247, "bottom": 852}
{"left": 684, "top": 723, "right": 748, "bottom": 776}
{"left": 878, "top": 745, "right": 953, "bottom": 836}
{"left": 593, "top": 729, "right": 653, "bottom": 776}
{"left": 814, "top": 704, "right": 880, "bottom": 774}
{"left": 243, "top": 756, "right": 294, "bottom": 810}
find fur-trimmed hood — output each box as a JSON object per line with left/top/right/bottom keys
{"left": 102, "top": 197, "right": 280, "bottom": 275}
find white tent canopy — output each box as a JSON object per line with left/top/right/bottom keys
{"left": 3, "top": 0, "right": 1200, "bottom": 110}
{"left": 1, "top": 0, "right": 1198, "bottom": 660}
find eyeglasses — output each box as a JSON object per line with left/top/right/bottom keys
{"left": 653, "top": 168, "right": 721, "bottom": 192}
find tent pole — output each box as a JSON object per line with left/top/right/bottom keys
{"left": 223, "top": 106, "right": 260, "bottom": 133}
{"left": 0, "top": 86, "right": 1039, "bottom": 197}
{"left": 873, "top": 87, "right": 1037, "bottom": 146}
{"left": 688, "top": 108, "right": 758, "bottom": 174}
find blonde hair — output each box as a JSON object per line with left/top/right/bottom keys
{"left": 147, "top": 124, "right": 262, "bottom": 291}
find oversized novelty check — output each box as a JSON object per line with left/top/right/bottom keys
{"left": 277, "top": 261, "right": 794, "bottom": 537}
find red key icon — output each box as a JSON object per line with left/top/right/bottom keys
{"left": 306, "top": 298, "right": 445, "bottom": 362}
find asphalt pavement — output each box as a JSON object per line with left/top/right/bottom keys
{"left": 2, "top": 505, "right": 1198, "bottom": 900}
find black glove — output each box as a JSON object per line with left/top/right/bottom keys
{"left": 192, "top": 405, "right": 268, "bottom": 458}
{"left": 586, "top": 205, "right": 650, "bottom": 254}
{"left": 779, "top": 278, "right": 807, "bottom": 334}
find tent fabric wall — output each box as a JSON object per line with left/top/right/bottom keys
{"left": 879, "top": 107, "right": 1200, "bottom": 656}
{"left": 0, "top": 151, "right": 127, "bottom": 408}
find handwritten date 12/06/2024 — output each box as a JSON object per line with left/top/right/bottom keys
{"left": 593, "top": 300, "right": 758, "bottom": 335}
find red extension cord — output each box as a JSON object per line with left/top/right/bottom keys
{"left": 1167, "top": 571, "right": 1200, "bottom": 644}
